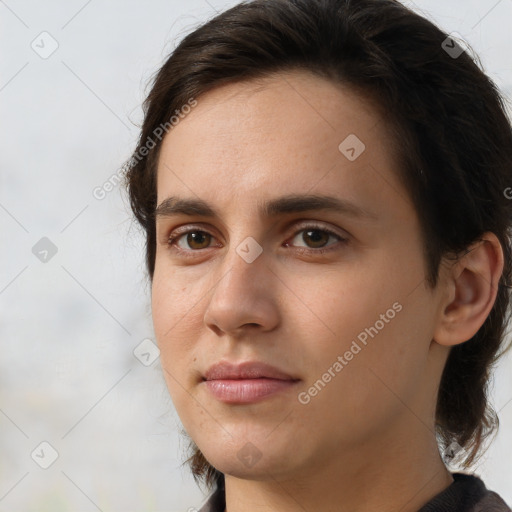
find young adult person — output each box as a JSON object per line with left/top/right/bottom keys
{"left": 124, "top": 1, "right": 512, "bottom": 510}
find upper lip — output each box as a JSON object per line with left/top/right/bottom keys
{"left": 203, "top": 361, "right": 299, "bottom": 381}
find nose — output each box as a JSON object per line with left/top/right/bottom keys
{"left": 203, "top": 242, "right": 280, "bottom": 337}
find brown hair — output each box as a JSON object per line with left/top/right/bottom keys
{"left": 124, "top": 0, "right": 512, "bottom": 493}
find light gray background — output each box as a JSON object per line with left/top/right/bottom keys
{"left": 1, "top": 1, "right": 511, "bottom": 511}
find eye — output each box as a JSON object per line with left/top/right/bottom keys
{"left": 286, "top": 224, "right": 347, "bottom": 253}
{"left": 168, "top": 229, "right": 216, "bottom": 252}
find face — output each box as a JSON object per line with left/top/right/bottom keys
{"left": 151, "top": 70, "right": 447, "bottom": 480}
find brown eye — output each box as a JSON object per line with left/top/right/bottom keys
{"left": 168, "top": 230, "right": 214, "bottom": 251}
{"left": 289, "top": 226, "right": 345, "bottom": 251}
{"left": 301, "top": 229, "right": 330, "bottom": 248}
{"left": 184, "top": 231, "right": 211, "bottom": 250}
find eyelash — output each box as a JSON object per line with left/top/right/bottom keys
{"left": 166, "top": 223, "right": 348, "bottom": 259}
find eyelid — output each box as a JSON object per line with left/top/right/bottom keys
{"left": 290, "top": 220, "right": 348, "bottom": 241}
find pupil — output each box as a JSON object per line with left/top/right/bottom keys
{"left": 304, "top": 229, "right": 328, "bottom": 248}
{"left": 188, "top": 232, "right": 209, "bottom": 248}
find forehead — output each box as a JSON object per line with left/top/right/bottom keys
{"left": 155, "top": 69, "right": 404, "bottom": 216}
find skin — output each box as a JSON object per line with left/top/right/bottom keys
{"left": 151, "top": 69, "right": 504, "bottom": 512}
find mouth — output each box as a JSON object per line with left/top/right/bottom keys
{"left": 202, "top": 360, "right": 300, "bottom": 404}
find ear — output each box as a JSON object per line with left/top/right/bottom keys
{"left": 433, "top": 232, "right": 504, "bottom": 347}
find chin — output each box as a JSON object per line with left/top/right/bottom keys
{"left": 197, "top": 435, "right": 304, "bottom": 481}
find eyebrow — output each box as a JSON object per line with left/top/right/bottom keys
{"left": 154, "top": 194, "right": 378, "bottom": 221}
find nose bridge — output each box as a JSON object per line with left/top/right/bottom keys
{"left": 217, "top": 234, "right": 266, "bottom": 293}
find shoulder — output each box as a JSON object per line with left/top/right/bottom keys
{"left": 472, "top": 488, "right": 512, "bottom": 512}
{"left": 419, "top": 472, "right": 511, "bottom": 512}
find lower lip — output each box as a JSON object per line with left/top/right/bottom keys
{"left": 204, "top": 378, "right": 299, "bottom": 403}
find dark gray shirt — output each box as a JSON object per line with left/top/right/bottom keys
{"left": 198, "top": 473, "right": 511, "bottom": 512}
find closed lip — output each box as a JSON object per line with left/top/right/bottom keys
{"left": 203, "top": 360, "right": 300, "bottom": 381}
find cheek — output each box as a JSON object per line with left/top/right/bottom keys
{"left": 294, "top": 274, "right": 431, "bottom": 435}
{"left": 151, "top": 271, "right": 200, "bottom": 391}
{"left": 290, "top": 264, "right": 396, "bottom": 351}
{"left": 294, "top": 321, "right": 426, "bottom": 449}
{"left": 151, "top": 264, "right": 203, "bottom": 341}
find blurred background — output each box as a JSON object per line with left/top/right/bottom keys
{"left": 1, "top": 0, "right": 511, "bottom": 510}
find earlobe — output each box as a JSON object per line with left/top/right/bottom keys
{"left": 433, "top": 232, "right": 504, "bottom": 347}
